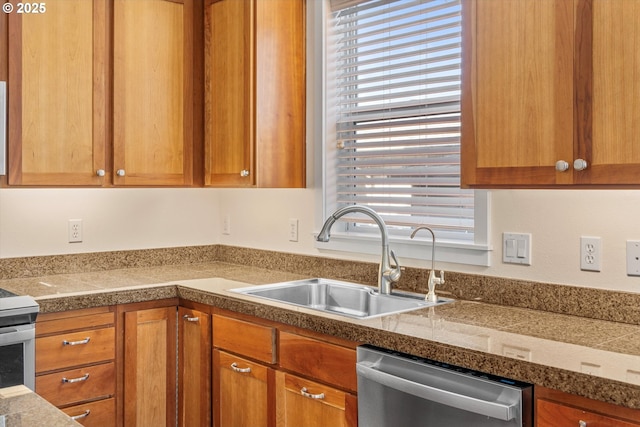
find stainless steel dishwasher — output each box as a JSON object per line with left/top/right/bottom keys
{"left": 357, "top": 345, "right": 533, "bottom": 427}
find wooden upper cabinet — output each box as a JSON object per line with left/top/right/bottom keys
{"left": 586, "top": 0, "right": 640, "bottom": 185}
{"left": 7, "top": 0, "right": 108, "bottom": 186}
{"left": 204, "top": 0, "right": 306, "bottom": 188}
{"left": 462, "top": 0, "right": 640, "bottom": 188}
{"left": 113, "top": 0, "right": 203, "bottom": 186}
{"left": 6, "top": 0, "right": 203, "bottom": 187}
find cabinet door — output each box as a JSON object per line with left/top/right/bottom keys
{"left": 123, "top": 306, "right": 177, "bottom": 427}
{"left": 204, "top": 0, "right": 254, "bottom": 186}
{"left": 275, "top": 371, "right": 356, "bottom": 427}
{"left": 113, "top": 0, "right": 202, "bottom": 186}
{"left": 461, "top": 0, "right": 575, "bottom": 187}
{"left": 178, "top": 307, "right": 210, "bottom": 427}
{"left": 213, "top": 350, "right": 273, "bottom": 427}
{"left": 204, "top": 0, "right": 306, "bottom": 188}
{"left": 7, "top": 0, "right": 108, "bottom": 185}
{"left": 537, "top": 399, "right": 640, "bottom": 427}
{"left": 584, "top": 0, "right": 640, "bottom": 184}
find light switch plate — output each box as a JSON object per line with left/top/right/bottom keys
{"left": 502, "top": 233, "right": 531, "bottom": 265}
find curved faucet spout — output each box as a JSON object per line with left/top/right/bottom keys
{"left": 316, "top": 205, "right": 400, "bottom": 294}
{"left": 410, "top": 226, "right": 445, "bottom": 303}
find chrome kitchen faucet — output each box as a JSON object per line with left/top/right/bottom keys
{"left": 316, "top": 205, "right": 401, "bottom": 295}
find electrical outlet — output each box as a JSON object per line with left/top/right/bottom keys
{"left": 222, "top": 215, "right": 231, "bottom": 235}
{"left": 289, "top": 218, "right": 299, "bottom": 242}
{"left": 580, "top": 236, "right": 601, "bottom": 272}
{"left": 626, "top": 240, "right": 640, "bottom": 276}
{"left": 68, "top": 219, "right": 83, "bottom": 243}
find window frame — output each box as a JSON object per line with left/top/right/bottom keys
{"left": 309, "top": 0, "right": 491, "bottom": 267}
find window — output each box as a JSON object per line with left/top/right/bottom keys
{"left": 316, "top": 0, "right": 490, "bottom": 265}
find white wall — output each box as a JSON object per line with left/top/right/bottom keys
{"left": 0, "top": 188, "right": 219, "bottom": 257}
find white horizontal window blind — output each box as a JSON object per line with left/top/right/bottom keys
{"left": 330, "top": 0, "right": 473, "bottom": 242}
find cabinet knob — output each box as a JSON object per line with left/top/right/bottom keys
{"left": 96, "top": 169, "right": 105, "bottom": 177}
{"left": 240, "top": 169, "right": 250, "bottom": 177}
{"left": 573, "top": 159, "right": 588, "bottom": 171}
{"left": 555, "top": 160, "right": 569, "bottom": 172}
{"left": 116, "top": 169, "right": 126, "bottom": 177}
{"left": 579, "top": 421, "right": 587, "bottom": 427}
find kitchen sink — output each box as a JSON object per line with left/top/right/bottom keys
{"left": 230, "top": 278, "right": 451, "bottom": 319}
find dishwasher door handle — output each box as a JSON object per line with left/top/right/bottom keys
{"left": 357, "top": 362, "right": 517, "bottom": 421}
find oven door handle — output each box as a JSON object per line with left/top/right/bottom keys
{"left": 356, "top": 362, "right": 516, "bottom": 421}
{"left": 0, "top": 327, "right": 35, "bottom": 346}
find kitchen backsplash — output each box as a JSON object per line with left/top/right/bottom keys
{"left": 1, "top": 244, "right": 638, "bottom": 326}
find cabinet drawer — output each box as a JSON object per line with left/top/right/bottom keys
{"left": 212, "top": 315, "right": 276, "bottom": 364}
{"left": 62, "top": 397, "right": 116, "bottom": 427}
{"left": 36, "top": 327, "right": 115, "bottom": 373}
{"left": 279, "top": 332, "right": 357, "bottom": 392}
{"left": 276, "top": 371, "right": 356, "bottom": 427}
{"left": 36, "top": 310, "right": 115, "bottom": 337}
{"left": 536, "top": 399, "right": 640, "bottom": 427}
{"left": 36, "top": 362, "right": 115, "bottom": 408}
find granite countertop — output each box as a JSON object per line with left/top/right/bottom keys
{"left": 2, "top": 261, "right": 640, "bottom": 410}
{"left": 0, "top": 386, "right": 80, "bottom": 427}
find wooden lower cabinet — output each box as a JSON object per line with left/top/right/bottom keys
{"left": 178, "top": 306, "right": 211, "bottom": 427}
{"left": 121, "top": 304, "right": 177, "bottom": 427}
{"left": 275, "top": 371, "right": 356, "bottom": 427}
{"left": 212, "top": 311, "right": 357, "bottom": 427}
{"left": 35, "top": 306, "right": 117, "bottom": 427}
{"left": 536, "top": 387, "right": 640, "bottom": 427}
{"left": 62, "top": 397, "right": 117, "bottom": 427}
{"left": 213, "top": 350, "right": 273, "bottom": 427}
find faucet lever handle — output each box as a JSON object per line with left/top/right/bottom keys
{"left": 387, "top": 250, "right": 402, "bottom": 283}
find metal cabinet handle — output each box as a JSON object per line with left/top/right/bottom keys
{"left": 62, "top": 337, "right": 90, "bottom": 346}
{"left": 240, "top": 169, "right": 250, "bottom": 177}
{"left": 579, "top": 421, "right": 587, "bottom": 427}
{"left": 230, "top": 362, "right": 251, "bottom": 373}
{"left": 96, "top": 169, "right": 105, "bottom": 177}
{"left": 116, "top": 169, "right": 126, "bottom": 177}
{"left": 182, "top": 314, "right": 199, "bottom": 322}
{"left": 300, "top": 387, "right": 325, "bottom": 400}
{"left": 573, "top": 159, "right": 588, "bottom": 171}
{"left": 69, "top": 410, "right": 91, "bottom": 421}
{"left": 62, "top": 373, "right": 90, "bottom": 383}
{"left": 555, "top": 160, "right": 569, "bottom": 172}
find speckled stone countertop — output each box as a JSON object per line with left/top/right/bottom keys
{"left": 0, "top": 386, "right": 80, "bottom": 427}
{"left": 2, "top": 260, "right": 640, "bottom": 410}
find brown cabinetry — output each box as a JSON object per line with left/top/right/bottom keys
{"left": 6, "top": 0, "right": 203, "bottom": 186}
{"left": 35, "top": 306, "right": 117, "bottom": 427}
{"left": 120, "top": 303, "right": 177, "bottom": 427}
{"left": 535, "top": 386, "right": 640, "bottom": 427}
{"left": 212, "top": 312, "right": 357, "bottom": 427}
{"left": 204, "top": 0, "right": 306, "bottom": 188}
{"left": 462, "top": 0, "right": 640, "bottom": 187}
{"left": 178, "top": 305, "right": 211, "bottom": 427}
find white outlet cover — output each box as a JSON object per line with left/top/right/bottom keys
{"left": 580, "top": 236, "right": 601, "bottom": 272}
{"left": 626, "top": 240, "right": 640, "bottom": 276}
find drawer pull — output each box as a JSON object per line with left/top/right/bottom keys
{"left": 62, "top": 337, "right": 91, "bottom": 346}
{"left": 301, "top": 387, "right": 325, "bottom": 400}
{"left": 182, "top": 314, "right": 199, "bottom": 322}
{"left": 70, "top": 410, "right": 91, "bottom": 421}
{"left": 62, "top": 373, "right": 90, "bottom": 384}
{"left": 230, "top": 362, "right": 251, "bottom": 373}
{"left": 579, "top": 421, "right": 587, "bottom": 427}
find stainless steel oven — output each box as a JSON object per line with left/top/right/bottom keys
{"left": 0, "top": 288, "right": 39, "bottom": 390}
{"left": 357, "top": 345, "right": 533, "bottom": 427}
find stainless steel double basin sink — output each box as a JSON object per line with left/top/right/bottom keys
{"left": 230, "top": 278, "right": 451, "bottom": 320}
